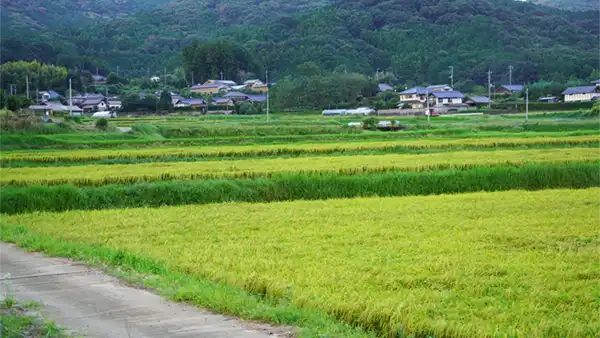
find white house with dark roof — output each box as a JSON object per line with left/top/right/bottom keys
{"left": 429, "top": 91, "right": 465, "bottom": 107}
{"left": 561, "top": 86, "right": 600, "bottom": 102}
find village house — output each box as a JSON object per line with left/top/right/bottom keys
{"left": 496, "top": 85, "right": 524, "bottom": 94}
{"left": 108, "top": 98, "right": 122, "bottom": 111}
{"left": 398, "top": 87, "right": 428, "bottom": 108}
{"left": 92, "top": 74, "right": 107, "bottom": 85}
{"left": 190, "top": 83, "right": 228, "bottom": 94}
{"left": 429, "top": 91, "right": 465, "bottom": 107}
{"left": 244, "top": 79, "right": 262, "bottom": 86}
{"left": 39, "top": 90, "right": 61, "bottom": 102}
{"left": 378, "top": 84, "right": 394, "bottom": 93}
{"left": 213, "top": 97, "right": 234, "bottom": 106}
{"left": 561, "top": 86, "right": 600, "bottom": 102}
{"left": 206, "top": 79, "right": 237, "bottom": 87}
{"left": 223, "top": 91, "right": 250, "bottom": 101}
{"left": 251, "top": 83, "right": 268, "bottom": 93}
{"left": 465, "top": 96, "right": 492, "bottom": 107}
{"left": 27, "top": 102, "right": 83, "bottom": 116}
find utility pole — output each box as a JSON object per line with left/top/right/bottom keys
{"left": 220, "top": 71, "right": 224, "bottom": 81}
{"left": 26, "top": 75, "right": 30, "bottom": 99}
{"left": 265, "top": 69, "right": 270, "bottom": 123}
{"left": 487, "top": 69, "right": 492, "bottom": 108}
{"left": 509, "top": 65, "right": 514, "bottom": 86}
{"left": 191, "top": 72, "right": 195, "bottom": 86}
{"left": 449, "top": 66, "right": 454, "bottom": 88}
{"left": 164, "top": 67, "right": 167, "bottom": 88}
{"left": 69, "top": 78, "right": 73, "bottom": 116}
{"left": 116, "top": 65, "right": 120, "bottom": 77}
{"left": 426, "top": 88, "right": 430, "bottom": 122}
{"left": 525, "top": 87, "right": 529, "bottom": 121}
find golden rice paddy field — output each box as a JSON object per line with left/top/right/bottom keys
{"left": 3, "top": 189, "right": 598, "bottom": 337}
{"left": 2, "top": 135, "right": 598, "bottom": 163}
{"left": 2, "top": 148, "right": 598, "bottom": 186}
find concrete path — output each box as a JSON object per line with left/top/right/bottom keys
{"left": 0, "top": 243, "right": 288, "bottom": 338}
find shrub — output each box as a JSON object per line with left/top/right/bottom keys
{"left": 95, "top": 118, "right": 108, "bottom": 131}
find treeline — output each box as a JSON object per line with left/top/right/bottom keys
{"left": 182, "top": 40, "right": 259, "bottom": 85}
{"left": 271, "top": 63, "right": 378, "bottom": 109}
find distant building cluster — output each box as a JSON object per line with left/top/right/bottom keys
{"left": 375, "top": 79, "right": 600, "bottom": 111}
{"left": 189, "top": 79, "right": 268, "bottom": 106}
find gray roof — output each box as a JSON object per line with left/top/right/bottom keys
{"left": 467, "top": 96, "right": 492, "bottom": 104}
{"left": 592, "top": 79, "right": 600, "bottom": 84}
{"left": 223, "top": 91, "right": 249, "bottom": 98}
{"left": 247, "top": 95, "right": 267, "bottom": 102}
{"left": 191, "top": 84, "right": 223, "bottom": 89}
{"left": 81, "top": 98, "right": 105, "bottom": 106}
{"left": 92, "top": 75, "right": 106, "bottom": 81}
{"left": 378, "top": 84, "right": 393, "bottom": 92}
{"left": 213, "top": 98, "right": 233, "bottom": 104}
{"left": 501, "top": 85, "right": 524, "bottom": 92}
{"left": 431, "top": 90, "right": 465, "bottom": 98}
{"left": 181, "top": 98, "right": 206, "bottom": 105}
{"left": 28, "top": 105, "right": 51, "bottom": 110}
{"left": 426, "top": 84, "right": 450, "bottom": 90}
{"left": 399, "top": 87, "right": 427, "bottom": 95}
{"left": 562, "top": 86, "right": 597, "bottom": 95}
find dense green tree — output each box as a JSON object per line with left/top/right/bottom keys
{"left": 159, "top": 91, "right": 173, "bottom": 112}
{"left": 182, "top": 40, "right": 258, "bottom": 84}
{"left": 6, "top": 95, "right": 31, "bottom": 111}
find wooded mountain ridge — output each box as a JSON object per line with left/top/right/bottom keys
{"left": 2, "top": 0, "right": 598, "bottom": 86}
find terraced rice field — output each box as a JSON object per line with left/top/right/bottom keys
{"left": 1, "top": 113, "right": 599, "bottom": 337}
{"left": 2, "top": 135, "right": 597, "bottom": 164}
{"left": 3, "top": 189, "right": 598, "bottom": 337}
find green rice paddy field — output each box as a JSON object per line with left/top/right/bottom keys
{"left": 1, "top": 112, "right": 599, "bottom": 337}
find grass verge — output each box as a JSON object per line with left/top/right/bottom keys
{"left": 0, "top": 224, "right": 375, "bottom": 338}
{"left": 2, "top": 162, "right": 599, "bottom": 214}
{"left": 0, "top": 299, "right": 67, "bottom": 337}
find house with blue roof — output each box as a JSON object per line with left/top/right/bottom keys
{"left": 429, "top": 91, "right": 465, "bottom": 107}
{"left": 561, "top": 86, "right": 599, "bottom": 102}
{"left": 426, "top": 84, "right": 452, "bottom": 92}
{"left": 398, "top": 87, "right": 428, "bottom": 108}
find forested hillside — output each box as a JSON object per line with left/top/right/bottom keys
{"left": 1, "top": 0, "right": 598, "bottom": 85}
{"left": 529, "top": 0, "right": 598, "bottom": 11}
{"left": 0, "top": 0, "right": 167, "bottom": 35}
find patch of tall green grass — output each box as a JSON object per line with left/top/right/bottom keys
{"left": 2, "top": 162, "right": 597, "bottom": 214}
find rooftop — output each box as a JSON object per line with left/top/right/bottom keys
{"left": 500, "top": 85, "right": 524, "bottom": 92}
{"left": 191, "top": 84, "right": 225, "bottom": 89}
{"left": 467, "top": 95, "right": 492, "bottom": 104}
{"left": 223, "top": 91, "right": 249, "bottom": 98}
{"left": 399, "top": 87, "right": 427, "bottom": 95}
{"left": 378, "top": 84, "right": 393, "bottom": 92}
{"left": 431, "top": 90, "right": 465, "bottom": 98}
{"left": 426, "top": 84, "right": 451, "bottom": 90}
{"left": 562, "top": 86, "right": 597, "bottom": 95}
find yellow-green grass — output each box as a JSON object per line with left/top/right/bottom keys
{"left": 1, "top": 148, "right": 599, "bottom": 187}
{"left": 2, "top": 135, "right": 598, "bottom": 163}
{"left": 3, "top": 188, "right": 598, "bottom": 337}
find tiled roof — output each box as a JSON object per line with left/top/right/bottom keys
{"left": 399, "top": 87, "right": 427, "bottom": 95}
{"left": 467, "top": 96, "right": 491, "bottom": 104}
{"left": 562, "top": 86, "right": 597, "bottom": 94}
{"left": 426, "top": 84, "right": 450, "bottom": 90}
{"left": 501, "top": 85, "right": 524, "bottom": 92}
{"left": 378, "top": 84, "right": 393, "bottom": 92}
{"left": 431, "top": 90, "right": 465, "bottom": 98}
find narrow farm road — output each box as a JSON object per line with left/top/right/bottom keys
{"left": 0, "top": 243, "right": 287, "bottom": 338}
